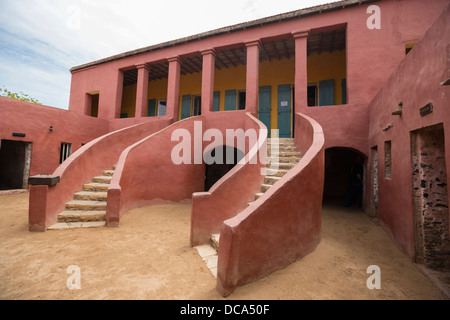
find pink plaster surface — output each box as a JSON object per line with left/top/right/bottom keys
{"left": 28, "top": 118, "right": 171, "bottom": 231}
{"left": 366, "top": 4, "right": 450, "bottom": 258}
{"left": 190, "top": 112, "right": 267, "bottom": 246}
{"left": 67, "top": 0, "right": 447, "bottom": 153}
{"left": 107, "top": 116, "right": 207, "bottom": 226}
{"left": 216, "top": 112, "right": 325, "bottom": 297}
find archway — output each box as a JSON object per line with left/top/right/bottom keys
{"left": 323, "top": 147, "right": 366, "bottom": 208}
{"left": 204, "top": 146, "right": 245, "bottom": 191}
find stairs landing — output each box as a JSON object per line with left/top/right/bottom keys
{"left": 195, "top": 138, "right": 301, "bottom": 277}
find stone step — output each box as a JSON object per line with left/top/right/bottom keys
{"left": 92, "top": 176, "right": 112, "bottom": 184}
{"left": 267, "top": 146, "right": 298, "bottom": 153}
{"left": 267, "top": 162, "right": 297, "bottom": 170}
{"left": 264, "top": 176, "right": 281, "bottom": 185}
{"left": 194, "top": 244, "right": 218, "bottom": 278}
{"left": 73, "top": 191, "right": 108, "bottom": 201}
{"left": 260, "top": 184, "right": 272, "bottom": 193}
{"left": 103, "top": 169, "right": 115, "bottom": 176}
{"left": 83, "top": 182, "right": 110, "bottom": 191}
{"left": 57, "top": 210, "right": 106, "bottom": 222}
{"left": 65, "top": 200, "right": 107, "bottom": 211}
{"left": 47, "top": 221, "right": 106, "bottom": 230}
{"left": 210, "top": 233, "right": 220, "bottom": 252}
{"left": 267, "top": 138, "right": 295, "bottom": 142}
{"left": 265, "top": 168, "right": 289, "bottom": 177}
{"left": 268, "top": 151, "right": 302, "bottom": 158}
{"left": 255, "top": 192, "right": 265, "bottom": 200}
{"left": 268, "top": 141, "right": 296, "bottom": 147}
{"left": 268, "top": 156, "right": 300, "bottom": 163}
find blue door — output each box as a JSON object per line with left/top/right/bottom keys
{"left": 277, "top": 84, "right": 292, "bottom": 138}
{"left": 181, "top": 95, "right": 191, "bottom": 119}
{"left": 213, "top": 91, "right": 220, "bottom": 111}
{"left": 341, "top": 79, "right": 347, "bottom": 104}
{"left": 147, "top": 99, "right": 156, "bottom": 117}
{"left": 224, "top": 90, "right": 236, "bottom": 111}
{"left": 319, "top": 79, "right": 335, "bottom": 106}
{"left": 259, "top": 86, "right": 271, "bottom": 137}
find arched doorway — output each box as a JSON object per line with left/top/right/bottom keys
{"left": 204, "top": 146, "right": 245, "bottom": 191}
{"left": 323, "top": 147, "right": 366, "bottom": 208}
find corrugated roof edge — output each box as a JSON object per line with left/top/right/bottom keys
{"left": 70, "top": 0, "right": 379, "bottom": 72}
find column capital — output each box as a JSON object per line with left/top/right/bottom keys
{"left": 245, "top": 40, "right": 261, "bottom": 48}
{"left": 200, "top": 48, "right": 216, "bottom": 57}
{"left": 292, "top": 30, "right": 310, "bottom": 39}
{"left": 135, "top": 63, "right": 151, "bottom": 70}
{"left": 168, "top": 56, "right": 183, "bottom": 64}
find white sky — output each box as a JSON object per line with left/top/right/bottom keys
{"left": 0, "top": 0, "right": 340, "bottom": 109}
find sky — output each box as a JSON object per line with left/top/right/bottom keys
{"left": 0, "top": 0, "right": 340, "bottom": 110}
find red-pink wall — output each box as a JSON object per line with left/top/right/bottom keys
{"left": 106, "top": 116, "right": 207, "bottom": 226}
{"left": 190, "top": 112, "right": 266, "bottom": 246}
{"left": 28, "top": 117, "right": 171, "bottom": 231}
{"left": 68, "top": 0, "right": 448, "bottom": 156}
{"left": 366, "top": 4, "right": 450, "bottom": 259}
{"left": 0, "top": 97, "right": 109, "bottom": 176}
{"left": 216, "top": 112, "right": 325, "bottom": 297}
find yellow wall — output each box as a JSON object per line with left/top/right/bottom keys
{"left": 120, "top": 50, "right": 346, "bottom": 126}
{"left": 214, "top": 65, "right": 247, "bottom": 112}
{"left": 178, "top": 72, "right": 202, "bottom": 119}
{"left": 259, "top": 58, "right": 295, "bottom": 132}
{"left": 120, "top": 84, "right": 137, "bottom": 117}
{"left": 307, "top": 50, "right": 347, "bottom": 106}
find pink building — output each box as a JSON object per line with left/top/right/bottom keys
{"left": 0, "top": 0, "right": 449, "bottom": 296}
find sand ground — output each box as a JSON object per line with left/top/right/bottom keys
{"left": 0, "top": 191, "right": 448, "bottom": 300}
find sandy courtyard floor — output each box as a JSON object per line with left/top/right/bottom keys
{"left": 0, "top": 192, "right": 447, "bottom": 300}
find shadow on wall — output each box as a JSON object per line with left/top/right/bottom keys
{"left": 204, "top": 146, "right": 245, "bottom": 191}
{"left": 324, "top": 147, "right": 366, "bottom": 207}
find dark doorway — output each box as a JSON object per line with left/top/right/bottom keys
{"left": 0, "top": 140, "right": 32, "bottom": 190}
{"left": 411, "top": 124, "right": 449, "bottom": 270}
{"left": 204, "top": 146, "right": 245, "bottom": 191}
{"left": 324, "top": 147, "right": 366, "bottom": 207}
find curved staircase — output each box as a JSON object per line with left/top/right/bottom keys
{"left": 47, "top": 166, "right": 116, "bottom": 230}
{"left": 195, "top": 138, "right": 302, "bottom": 277}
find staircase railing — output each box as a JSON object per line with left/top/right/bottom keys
{"left": 190, "top": 112, "right": 267, "bottom": 246}
{"left": 106, "top": 116, "right": 207, "bottom": 226}
{"left": 216, "top": 112, "right": 325, "bottom": 297}
{"left": 28, "top": 118, "right": 171, "bottom": 231}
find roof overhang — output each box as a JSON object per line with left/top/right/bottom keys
{"left": 70, "top": 0, "right": 380, "bottom": 73}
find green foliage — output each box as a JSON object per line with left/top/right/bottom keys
{"left": 0, "top": 86, "right": 41, "bottom": 104}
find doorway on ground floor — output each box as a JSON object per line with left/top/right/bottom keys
{"left": 323, "top": 147, "right": 366, "bottom": 208}
{"left": 411, "top": 123, "right": 449, "bottom": 270}
{"left": 0, "top": 140, "right": 32, "bottom": 190}
{"left": 204, "top": 146, "right": 245, "bottom": 191}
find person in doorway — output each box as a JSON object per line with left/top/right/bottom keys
{"left": 344, "top": 156, "right": 364, "bottom": 208}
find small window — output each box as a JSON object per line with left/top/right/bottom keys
{"left": 192, "top": 95, "right": 201, "bottom": 116}
{"left": 405, "top": 42, "right": 416, "bottom": 55}
{"left": 307, "top": 84, "right": 318, "bottom": 107}
{"left": 157, "top": 99, "right": 167, "bottom": 116}
{"left": 86, "top": 93, "right": 99, "bottom": 117}
{"left": 238, "top": 91, "right": 246, "bottom": 110}
{"left": 384, "top": 141, "right": 392, "bottom": 179}
{"left": 60, "top": 143, "right": 72, "bottom": 164}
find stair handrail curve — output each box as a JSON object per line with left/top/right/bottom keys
{"left": 190, "top": 112, "right": 267, "bottom": 247}
{"left": 216, "top": 112, "right": 325, "bottom": 297}
{"left": 28, "top": 118, "right": 171, "bottom": 231}
{"left": 106, "top": 116, "right": 207, "bottom": 227}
